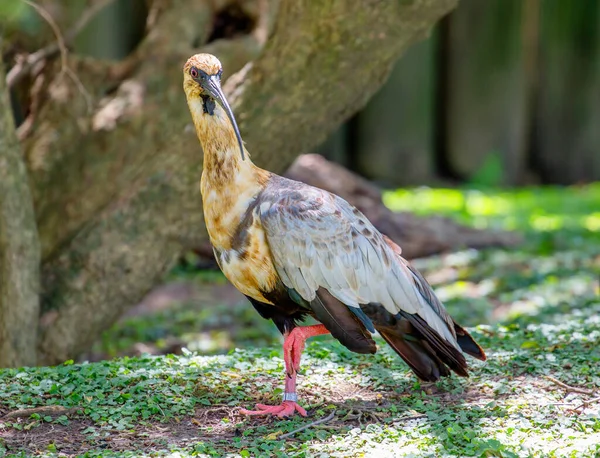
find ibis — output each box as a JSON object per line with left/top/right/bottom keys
{"left": 183, "top": 54, "right": 486, "bottom": 418}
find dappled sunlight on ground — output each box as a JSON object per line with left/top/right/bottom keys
{"left": 2, "top": 292, "right": 598, "bottom": 455}
{"left": 383, "top": 183, "right": 600, "bottom": 234}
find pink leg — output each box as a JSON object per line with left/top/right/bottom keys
{"left": 240, "top": 325, "right": 329, "bottom": 418}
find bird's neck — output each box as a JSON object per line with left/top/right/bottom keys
{"left": 188, "top": 97, "right": 270, "bottom": 248}
{"left": 188, "top": 98, "right": 267, "bottom": 188}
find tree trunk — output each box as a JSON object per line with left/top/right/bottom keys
{"left": 0, "top": 45, "right": 41, "bottom": 367}
{"left": 6, "top": 0, "right": 457, "bottom": 365}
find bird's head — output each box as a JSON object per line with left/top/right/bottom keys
{"left": 183, "top": 53, "right": 245, "bottom": 160}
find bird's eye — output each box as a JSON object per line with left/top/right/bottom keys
{"left": 190, "top": 67, "right": 199, "bottom": 78}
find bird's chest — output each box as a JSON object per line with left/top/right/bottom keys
{"left": 201, "top": 187, "right": 278, "bottom": 304}
{"left": 215, "top": 242, "right": 277, "bottom": 304}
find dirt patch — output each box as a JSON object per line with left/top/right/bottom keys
{"left": 1, "top": 417, "right": 96, "bottom": 456}
{"left": 0, "top": 408, "right": 241, "bottom": 457}
{"left": 0, "top": 403, "right": 362, "bottom": 456}
{"left": 320, "top": 380, "right": 384, "bottom": 404}
{"left": 124, "top": 282, "right": 244, "bottom": 319}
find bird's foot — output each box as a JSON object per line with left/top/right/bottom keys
{"left": 240, "top": 401, "right": 307, "bottom": 418}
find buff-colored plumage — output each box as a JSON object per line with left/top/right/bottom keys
{"left": 184, "top": 55, "right": 275, "bottom": 303}
{"left": 183, "top": 53, "right": 486, "bottom": 417}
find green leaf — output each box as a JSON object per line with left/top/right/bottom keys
{"left": 520, "top": 340, "right": 540, "bottom": 349}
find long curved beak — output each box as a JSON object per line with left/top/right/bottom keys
{"left": 202, "top": 76, "right": 245, "bottom": 161}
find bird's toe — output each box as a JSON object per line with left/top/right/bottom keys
{"left": 239, "top": 401, "right": 307, "bottom": 417}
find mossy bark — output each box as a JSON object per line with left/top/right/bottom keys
{"left": 8, "top": 0, "right": 457, "bottom": 365}
{"left": 0, "top": 46, "right": 41, "bottom": 367}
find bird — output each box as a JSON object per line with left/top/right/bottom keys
{"left": 183, "top": 53, "right": 486, "bottom": 418}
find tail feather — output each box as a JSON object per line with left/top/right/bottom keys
{"left": 397, "top": 311, "right": 469, "bottom": 377}
{"left": 378, "top": 330, "right": 450, "bottom": 381}
{"left": 362, "top": 302, "right": 470, "bottom": 381}
{"left": 304, "top": 232, "right": 486, "bottom": 380}
{"left": 454, "top": 320, "right": 487, "bottom": 361}
{"left": 377, "top": 235, "right": 486, "bottom": 379}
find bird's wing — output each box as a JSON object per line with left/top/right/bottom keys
{"left": 259, "top": 178, "right": 459, "bottom": 348}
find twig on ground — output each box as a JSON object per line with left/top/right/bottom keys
{"left": 397, "top": 414, "right": 428, "bottom": 422}
{"left": 195, "top": 406, "right": 232, "bottom": 422}
{"left": 0, "top": 405, "right": 79, "bottom": 421}
{"left": 278, "top": 410, "right": 336, "bottom": 439}
{"left": 544, "top": 375, "right": 595, "bottom": 395}
{"left": 342, "top": 408, "right": 382, "bottom": 425}
{"left": 574, "top": 395, "right": 600, "bottom": 412}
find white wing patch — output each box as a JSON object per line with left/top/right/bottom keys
{"left": 260, "top": 184, "right": 459, "bottom": 349}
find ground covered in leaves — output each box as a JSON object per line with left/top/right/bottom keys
{"left": 1, "top": 184, "right": 599, "bottom": 457}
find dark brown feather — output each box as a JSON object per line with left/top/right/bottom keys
{"left": 381, "top": 235, "right": 486, "bottom": 373}
{"left": 378, "top": 329, "right": 450, "bottom": 381}
{"left": 361, "top": 302, "right": 469, "bottom": 381}
{"left": 310, "top": 288, "right": 377, "bottom": 354}
{"left": 245, "top": 289, "right": 309, "bottom": 335}
{"left": 397, "top": 311, "right": 469, "bottom": 377}
{"left": 453, "top": 320, "right": 487, "bottom": 361}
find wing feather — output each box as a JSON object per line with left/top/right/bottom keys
{"left": 260, "top": 181, "right": 459, "bottom": 350}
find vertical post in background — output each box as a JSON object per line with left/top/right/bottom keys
{"left": 352, "top": 35, "right": 437, "bottom": 187}
{"left": 314, "top": 123, "right": 349, "bottom": 168}
{"left": 74, "top": 0, "right": 147, "bottom": 60}
{"left": 533, "top": 0, "right": 600, "bottom": 184}
{"left": 443, "top": 0, "right": 531, "bottom": 185}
